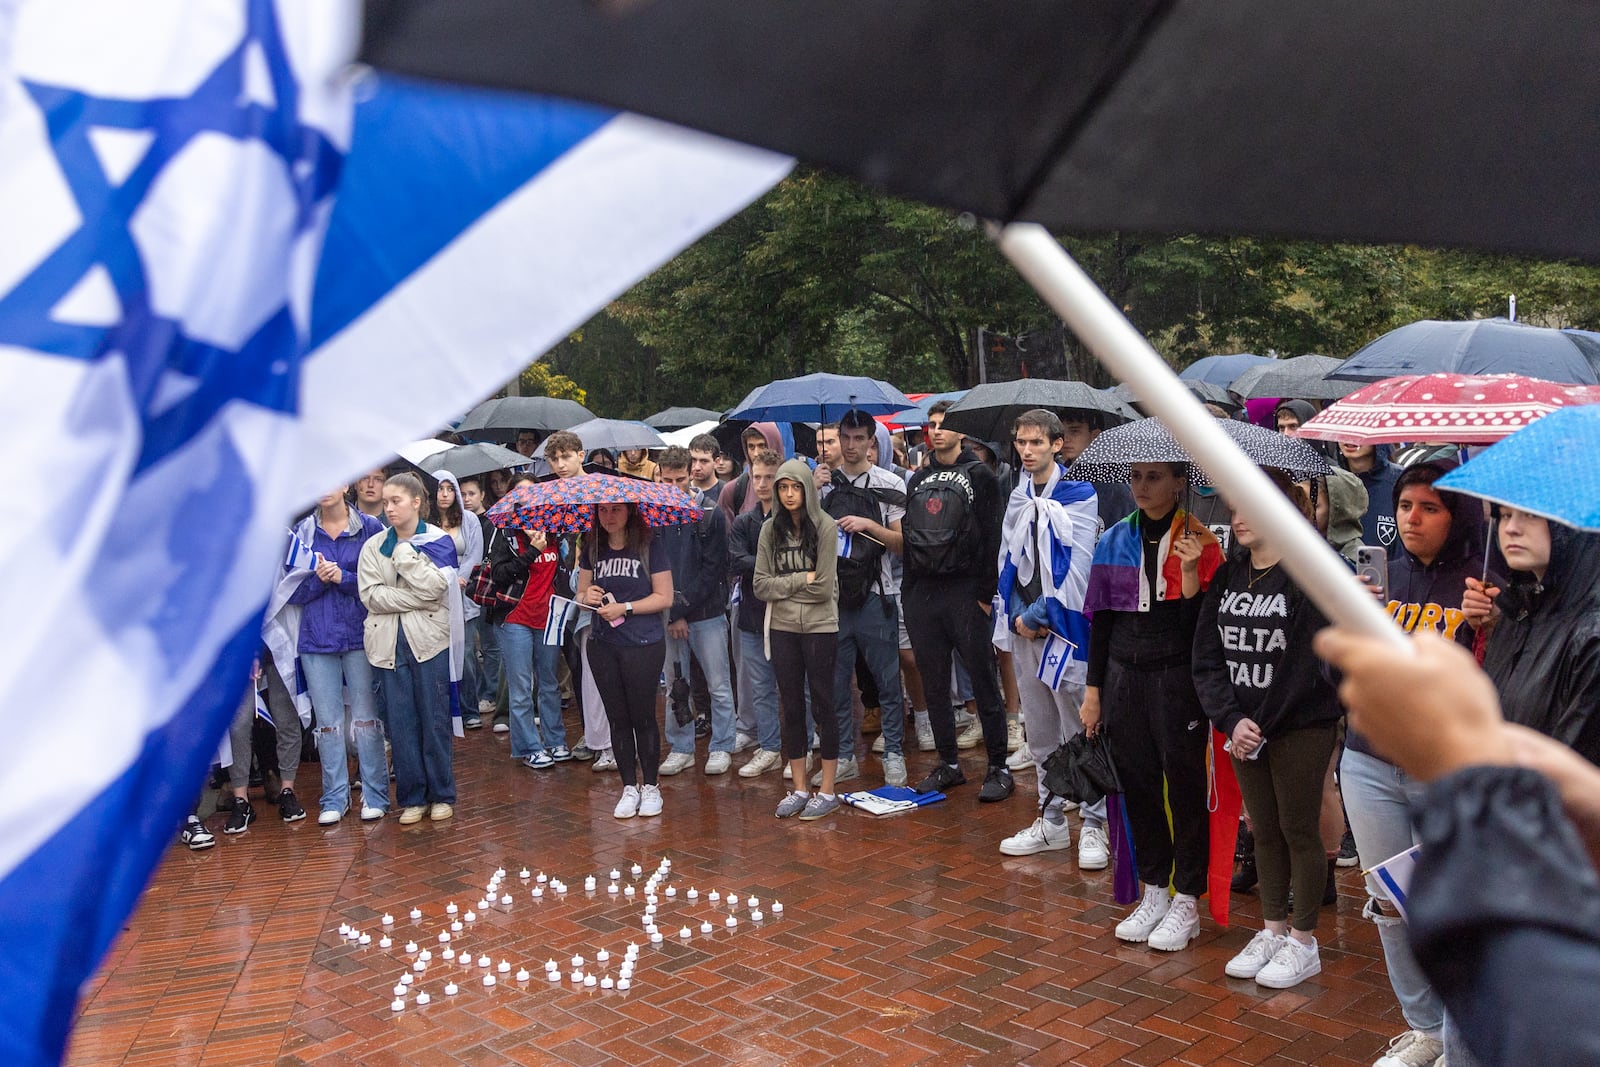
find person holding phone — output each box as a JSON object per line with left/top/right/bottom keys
{"left": 1194, "top": 469, "right": 1342, "bottom": 989}
{"left": 577, "top": 501, "right": 673, "bottom": 819}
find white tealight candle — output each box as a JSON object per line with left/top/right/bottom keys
{"left": 584, "top": 876, "right": 596, "bottom": 891}
{"left": 500, "top": 894, "right": 512, "bottom": 905}
{"left": 439, "top": 931, "right": 451, "bottom": 943}
{"left": 646, "top": 894, "right": 657, "bottom": 906}
{"left": 601, "top": 976, "right": 614, "bottom": 989}
{"left": 497, "top": 960, "right": 510, "bottom": 973}
{"left": 618, "top": 978, "right": 631, "bottom": 991}
{"left": 516, "top": 968, "right": 530, "bottom": 982}
{"left": 700, "top": 921, "right": 713, "bottom": 934}
{"left": 446, "top": 902, "right": 458, "bottom": 915}
{"left": 662, "top": 858, "right": 672, "bottom": 870}
{"left": 630, "top": 863, "right": 642, "bottom": 876}
{"left": 571, "top": 954, "right": 584, "bottom": 967}
{"left": 708, "top": 891, "right": 720, "bottom": 902}
{"left": 772, "top": 902, "right": 783, "bottom": 913}
{"left": 747, "top": 896, "right": 759, "bottom": 908}
{"left": 392, "top": 983, "right": 406, "bottom": 997}
{"left": 628, "top": 942, "right": 639, "bottom": 954}
{"left": 419, "top": 949, "right": 432, "bottom": 962}
{"left": 751, "top": 910, "right": 764, "bottom": 921}
{"left": 494, "top": 867, "right": 506, "bottom": 879}
{"left": 725, "top": 916, "right": 738, "bottom": 928}
{"left": 344, "top": 928, "right": 358, "bottom": 940}
{"left": 445, "top": 981, "right": 458, "bottom": 996}
{"left": 477, "top": 955, "right": 491, "bottom": 968}
{"left": 687, "top": 887, "right": 699, "bottom": 899}
{"left": 442, "top": 948, "right": 455, "bottom": 960}
{"left": 409, "top": 908, "right": 422, "bottom": 920}
{"left": 623, "top": 885, "right": 635, "bottom": 897}
{"left": 339, "top": 923, "right": 351, "bottom": 936}
{"left": 391, "top": 998, "right": 406, "bottom": 1012}
{"left": 665, "top": 886, "right": 677, "bottom": 898}
{"left": 584, "top": 974, "right": 598, "bottom": 987}
{"left": 555, "top": 883, "right": 566, "bottom": 894}
{"left": 645, "top": 904, "right": 656, "bottom": 917}
{"left": 596, "top": 949, "right": 610, "bottom": 962}
{"left": 547, "top": 970, "right": 560, "bottom": 982}
{"left": 532, "top": 886, "right": 543, "bottom": 898}
{"left": 463, "top": 912, "right": 475, "bottom": 923}
{"left": 679, "top": 926, "right": 692, "bottom": 939}
{"left": 536, "top": 872, "right": 547, "bottom": 884}
{"left": 545, "top": 958, "right": 558, "bottom": 971}
{"left": 519, "top": 868, "right": 531, "bottom": 879}
{"left": 381, "top": 913, "right": 394, "bottom": 926}
{"left": 477, "top": 899, "right": 489, "bottom": 910}
{"left": 483, "top": 974, "right": 496, "bottom": 987}
{"left": 649, "top": 931, "right": 663, "bottom": 943}
{"left": 570, "top": 970, "right": 583, "bottom": 983}
{"left": 400, "top": 973, "right": 414, "bottom": 986}
{"left": 413, "top": 960, "right": 426, "bottom": 972}
{"left": 607, "top": 884, "right": 618, "bottom": 894}
{"left": 416, "top": 991, "right": 431, "bottom": 1005}
{"left": 451, "top": 920, "right": 463, "bottom": 933}
{"left": 404, "top": 941, "right": 418, "bottom": 953}
{"left": 610, "top": 868, "right": 621, "bottom": 881}
{"left": 359, "top": 933, "right": 371, "bottom": 945}
{"left": 379, "top": 936, "right": 392, "bottom": 949}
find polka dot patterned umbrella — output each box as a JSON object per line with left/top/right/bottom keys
{"left": 485, "top": 473, "right": 703, "bottom": 534}
{"left": 1066, "top": 417, "right": 1330, "bottom": 487}
{"left": 1294, "top": 373, "right": 1600, "bottom": 445}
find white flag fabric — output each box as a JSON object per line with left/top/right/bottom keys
{"left": 1036, "top": 630, "right": 1078, "bottom": 691}
{"left": 0, "top": 1, "right": 789, "bottom": 1057}
{"left": 544, "top": 595, "right": 582, "bottom": 647}
{"left": 1365, "top": 844, "right": 1422, "bottom": 922}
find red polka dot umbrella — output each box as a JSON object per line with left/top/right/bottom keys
{"left": 486, "top": 472, "right": 703, "bottom": 534}
{"left": 1294, "top": 373, "right": 1600, "bottom": 446}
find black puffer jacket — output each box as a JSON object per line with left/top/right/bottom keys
{"left": 1483, "top": 522, "right": 1600, "bottom": 765}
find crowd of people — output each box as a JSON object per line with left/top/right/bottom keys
{"left": 181, "top": 393, "right": 1600, "bottom": 1067}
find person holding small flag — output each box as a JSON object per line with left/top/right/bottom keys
{"left": 358, "top": 473, "right": 462, "bottom": 825}
{"left": 994, "top": 410, "right": 1108, "bottom": 867}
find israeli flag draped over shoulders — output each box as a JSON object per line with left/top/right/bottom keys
{"left": 0, "top": 1, "right": 790, "bottom": 1060}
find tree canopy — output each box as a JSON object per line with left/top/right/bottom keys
{"left": 538, "top": 170, "right": 1600, "bottom": 417}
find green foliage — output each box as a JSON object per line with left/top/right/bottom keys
{"left": 542, "top": 171, "right": 1600, "bottom": 415}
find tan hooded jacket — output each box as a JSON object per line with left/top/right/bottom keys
{"left": 753, "top": 458, "right": 838, "bottom": 637}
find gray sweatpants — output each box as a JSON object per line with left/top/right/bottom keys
{"left": 228, "top": 661, "right": 303, "bottom": 790}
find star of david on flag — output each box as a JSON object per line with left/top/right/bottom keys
{"left": 1036, "top": 630, "right": 1078, "bottom": 691}
{"left": 0, "top": 1, "right": 789, "bottom": 1059}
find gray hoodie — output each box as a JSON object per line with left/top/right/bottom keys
{"left": 753, "top": 458, "right": 838, "bottom": 637}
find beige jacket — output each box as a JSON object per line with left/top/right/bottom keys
{"left": 358, "top": 536, "right": 451, "bottom": 668}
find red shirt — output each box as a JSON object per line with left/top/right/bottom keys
{"left": 506, "top": 538, "right": 561, "bottom": 630}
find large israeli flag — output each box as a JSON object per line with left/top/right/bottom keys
{"left": 0, "top": 1, "right": 789, "bottom": 1060}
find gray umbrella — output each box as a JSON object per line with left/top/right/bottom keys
{"left": 455, "top": 396, "right": 595, "bottom": 441}
{"left": 643, "top": 406, "right": 723, "bottom": 430}
{"left": 939, "top": 380, "right": 1139, "bottom": 444}
{"left": 535, "top": 418, "right": 665, "bottom": 457}
{"left": 1229, "top": 354, "right": 1360, "bottom": 400}
{"left": 1067, "top": 418, "right": 1329, "bottom": 486}
{"left": 1112, "top": 379, "right": 1239, "bottom": 412}
{"left": 418, "top": 442, "right": 530, "bottom": 480}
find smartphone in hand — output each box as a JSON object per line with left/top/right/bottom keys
{"left": 1356, "top": 545, "right": 1388, "bottom": 599}
{"left": 600, "top": 591, "right": 625, "bottom": 627}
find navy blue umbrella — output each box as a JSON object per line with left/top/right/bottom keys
{"left": 1178, "top": 353, "right": 1272, "bottom": 388}
{"left": 727, "top": 372, "right": 913, "bottom": 422}
{"left": 1331, "top": 318, "right": 1600, "bottom": 385}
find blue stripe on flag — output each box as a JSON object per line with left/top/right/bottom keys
{"left": 310, "top": 77, "right": 610, "bottom": 348}
{"left": 1036, "top": 630, "right": 1076, "bottom": 691}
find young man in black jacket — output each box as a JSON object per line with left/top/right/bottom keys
{"left": 727, "top": 449, "right": 784, "bottom": 776}
{"left": 903, "top": 401, "right": 1012, "bottom": 801}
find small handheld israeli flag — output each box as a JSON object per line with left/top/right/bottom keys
{"left": 254, "top": 689, "right": 274, "bottom": 728}
{"left": 284, "top": 527, "right": 317, "bottom": 572}
{"left": 545, "top": 595, "right": 582, "bottom": 646}
{"left": 1036, "top": 630, "right": 1077, "bottom": 691}
{"left": 837, "top": 529, "right": 853, "bottom": 559}
{"left": 1365, "top": 844, "right": 1421, "bottom": 921}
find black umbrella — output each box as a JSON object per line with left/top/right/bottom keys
{"left": 1066, "top": 418, "right": 1328, "bottom": 486}
{"left": 940, "top": 380, "right": 1139, "bottom": 444}
{"left": 362, "top": 2, "right": 1600, "bottom": 262}
{"left": 1328, "top": 318, "right": 1600, "bottom": 386}
{"left": 418, "top": 442, "right": 530, "bottom": 479}
{"left": 1228, "top": 355, "right": 1359, "bottom": 401}
{"left": 711, "top": 420, "right": 818, "bottom": 461}
{"left": 1112, "top": 379, "right": 1239, "bottom": 413}
{"left": 643, "top": 406, "right": 723, "bottom": 430}
{"left": 455, "top": 396, "right": 595, "bottom": 442}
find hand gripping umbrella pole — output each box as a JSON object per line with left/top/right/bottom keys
{"left": 994, "top": 223, "right": 1406, "bottom": 650}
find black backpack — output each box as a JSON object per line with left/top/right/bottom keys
{"left": 905, "top": 464, "right": 982, "bottom": 576}
{"left": 824, "top": 475, "right": 890, "bottom": 610}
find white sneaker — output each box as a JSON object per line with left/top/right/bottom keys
{"left": 1005, "top": 746, "right": 1035, "bottom": 771}
{"left": 1115, "top": 885, "right": 1173, "bottom": 943}
{"left": 614, "top": 785, "right": 641, "bottom": 819}
{"left": 659, "top": 751, "right": 694, "bottom": 776}
{"left": 999, "top": 817, "right": 1071, "bottom": 856}
{"left": 882, "top": 753, "right": 907, "bottom": 787}
{"left": 1077, "top": 824, "right": 1109, "bottom": 870}
{"left": 783, "top": 754, "right": 812, "bottom": 781}
{"left": 1374, "top": 1030, "right": 1445, "bottom": 1067}
{"left": 491, "top": 721, "right": 510, "bottom": 735}
{"left": 591, "top": 749, "right": 617, "bottom": 772}
{"left": 732, "top": 731, "right": 757, "bottom": 753}
{"left": 1147, "top": 894, "right": 1200, "bottom": 951}
{"left": 812, "top": 756, "right": 858, "bottom": 788}
{"left": 1256, "top": 935, "right": 1321, "bottom": 989}
{"left": 317, "top": 808, "right": 342, "bottom": 826}
{"left": 739, "top": 749, "right": 782, "bottom": 778}
{"left": 914, "top": 711, "right": 935, "bottom": 751}
{"left": 871, "top": 733, "right": 885, "bottom": 754}
{"left": 704, "top": 751, "right": 732, "bottom": 775}
{"left": 955, "top": 719, "right": 982, "bottom": 750}
{"left": 477, "top": 699, "right": 495, "bottom": 715}
{"left": 1224, "top": 929, "right": 1287, "bottom": 979}
{"left": 360, "top": 805, "right": 386, "bottom": 821}
{"left": 638, "top": 784, "right": 663, "bottom": 817}
{"left": 1006, "top": 718, "right": 1025, "bottom": 753}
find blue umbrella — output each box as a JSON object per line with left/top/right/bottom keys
{"left": 1436, "top": 406, "right": 1600, "bottom": 530}
{"left": 1178, "top": 353, "right": 1272, "bottom": 388}
{"left": 727, "top": 372, "right": 913, "bottom": 422}
{"left": 1331, "top": 318, "right": 1600, "bottom": 385}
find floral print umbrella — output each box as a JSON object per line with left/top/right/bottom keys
{"left": 486, "top": 472, "right": 702, "bottom": 534}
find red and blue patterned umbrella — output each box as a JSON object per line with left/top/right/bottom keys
{"left": 486, "top": 473, "right": 703, "bottom": 534}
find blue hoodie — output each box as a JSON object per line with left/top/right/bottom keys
{"left": 1347, "top": 443, "right": 1402, "bottom": 549}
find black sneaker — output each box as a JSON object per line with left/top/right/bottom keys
{"left": 224, "top": 798, "right": 255, "bottom": 834}
{"left": 695, "top": 713, "right": 711, "bottom": 738}
{"left": 1232, "top": 822, "right": 1258, "bottom": 893}
{"left": 914, "top": 763, "right": 966, "bottom": 795}
{"left": 181, "top": 817, "right": 215, "bottom": 851}
{"left": 278, "top": 787, "right": 306, "bottom": 823}
{"left": 1336, "top": 828, "right": 1359, "bottom": 867}
{"left": 977, "top": 766, "right": 1014, "bottom": 803}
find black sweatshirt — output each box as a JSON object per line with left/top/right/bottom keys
{"left": 1192, "top": 558, "right": 1341, "bottom": 740}
{"left": 1086, "top": 507, "right": 1204, "bottom": 688}
{"left": 903, "top": 448, "right": 1004, "bottom": 604}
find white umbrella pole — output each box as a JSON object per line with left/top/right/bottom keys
{"left": 994, "top": 223, "right": 1405, "bottom": 648}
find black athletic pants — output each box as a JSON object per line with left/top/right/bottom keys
{"left": 587, "top": 638, "right": 666, "bottom": 788}
{"left": 903, "top": 581, "right": 1007, "bottom": 767}
{"left": 770, "top": 630, "right": 838, "bottom": 762}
